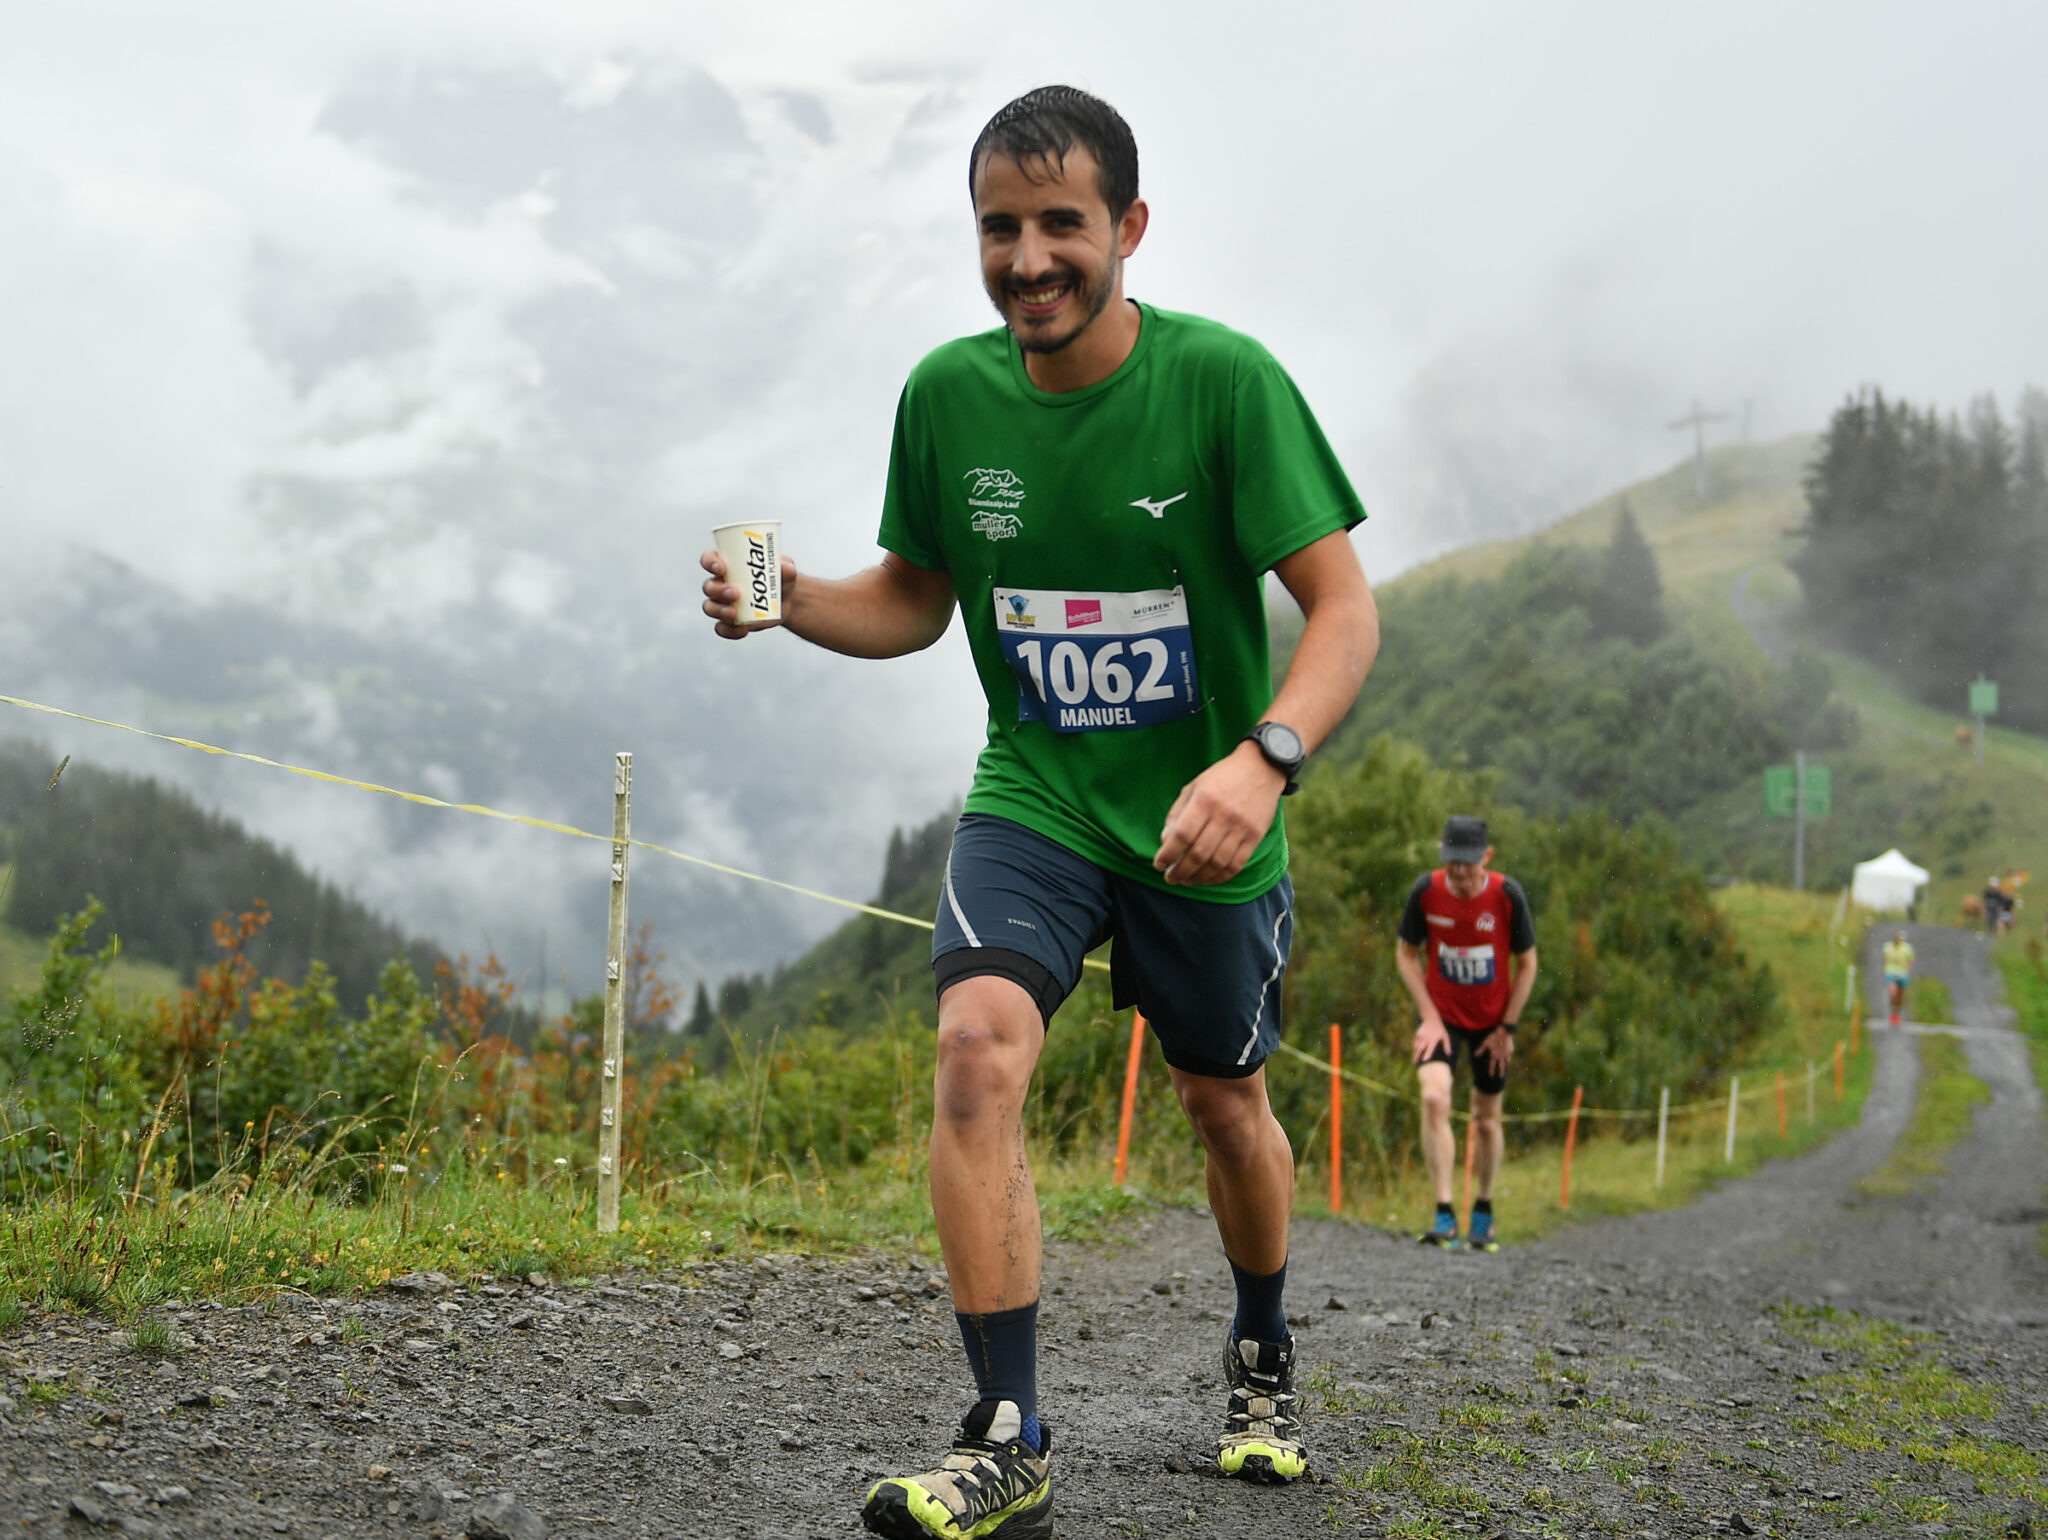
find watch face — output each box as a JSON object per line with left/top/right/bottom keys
{"left": 1263, "top": 723, "right": 1304, "bottom": 763}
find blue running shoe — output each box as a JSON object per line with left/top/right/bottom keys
{"left": 1467, "top": 1210, "right": 1499, "bottom": 1253}
{"left": 1419, "top": 1210, "right": 1461, "bottom": 1249}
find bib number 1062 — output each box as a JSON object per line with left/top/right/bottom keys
{"left": 993, "top": 585, "right": 1201, "bottom": 733}
{"left": 1012, "top": 637, "right": 1174, "bottom": 708}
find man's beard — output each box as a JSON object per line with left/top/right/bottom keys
{"left": 991, "top": 249, "right": 1119, "bottom": 355}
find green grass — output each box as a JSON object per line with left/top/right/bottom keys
{"left": 1906, "top": 975, "right": 1955, "bottom": 1025}
{"left": 0, "top": 886, "right": 180, "bottom": 1007}
{"left": 1857, "top": 1032, "right": 1990, "bottom": 1196}
{"left": 1778, "top": 1306, "right": 2048, "bottom": 1515}
{"left": 1995, "top": 940, "right": 2048, "bottom": 1254}
{"left": 0, "top": 881, "right": 1856, "bottom": 1317}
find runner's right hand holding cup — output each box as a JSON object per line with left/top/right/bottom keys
{"left": 703, "top": 521, "right": 786, "bottom": 638}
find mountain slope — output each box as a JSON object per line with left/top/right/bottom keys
{"left": 1339, "top": 435, "right": 2048, "bottom": 922}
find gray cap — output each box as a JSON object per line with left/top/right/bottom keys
{"left": 1439, "top": 815, "right": 1489, "bottom": 865}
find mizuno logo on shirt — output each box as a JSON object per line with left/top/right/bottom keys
{"left": 1130, "top": 491, "right": 1188, "bottom": 519}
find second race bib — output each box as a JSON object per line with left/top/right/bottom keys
{"left": 993, "top": 586, "right": 1201, "bottom": 733}
{"left": 1436, "top": 942, "right": 1497, "bottom": 987}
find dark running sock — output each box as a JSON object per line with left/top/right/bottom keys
{"left": 1473, "top": 1198, "right": 1493, "bottom": 1216}
{"left": 955, "top": 1301, "right": 1042, "bottom": 1452}
{"left": 1228, "top": 1255, "right": 1289, "bottom": 1346}
{"left": 1436, "top": 1201, "right": 1456, "bottom": 1218}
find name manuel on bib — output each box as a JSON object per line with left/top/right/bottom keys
{"left": 1057, "top": 705, "right": 1139, "bottom": 728}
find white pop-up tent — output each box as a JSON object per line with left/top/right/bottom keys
{"left": 1852, "top": 849, "right": 1930, "bottom": 913}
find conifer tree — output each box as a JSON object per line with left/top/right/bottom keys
{"left": 1591, "top": 501, "right": 1666, "bottom": 644}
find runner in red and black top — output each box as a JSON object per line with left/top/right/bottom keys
{"left": 1395, "top": 815, "right": 1538, "bottom": 1252}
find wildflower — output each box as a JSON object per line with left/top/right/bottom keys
{"left": 390, "top": 1164, "right": 409, "bottom": 1174}
{"left": 553, "top": 1158, "right": 568, "bottom": 1168}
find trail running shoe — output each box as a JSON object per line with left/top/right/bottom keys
{"left": 1218, "top": 1333, "right": 1306, "bottom": 1483}
{"left": 1467, "top": 1209, "right": 1499, "bottom": 1252}
{"left": 1420, "top": 1210, "right": 1461, "bottom": 1248}
{"left": 861, "top": 1399, "right": 1052, "bottom": 1540}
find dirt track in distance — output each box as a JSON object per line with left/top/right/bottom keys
{"left": 4, "top": 924, "right": 2045, "bottom": 1539}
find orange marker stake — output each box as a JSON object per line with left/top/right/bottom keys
{"left": 1328, "top": 1023, "right": 1343, "bottom": 1215}
{"left": 1776, "top": 1071, "right": 1787, "bottom": 1138}
{"left": 1559, "top": 1085, "right": 1585, "bottom": 1211}
{"left": 1113, "top": 1011, "right": 1146, "bottom": 1187}
{"left": 1834, "top": 1040, "right": 1845, "bottom": 1100}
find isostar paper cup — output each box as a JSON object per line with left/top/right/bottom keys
{"left": 711, "top": 520, "right": 783, "bottom": 627}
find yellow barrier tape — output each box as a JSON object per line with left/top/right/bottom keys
{"left": 0, "top": 692, "right": 1116, "bottom": 973}
{"left": 1270, "top": 1040, "right": 1840, "bottom": 1125}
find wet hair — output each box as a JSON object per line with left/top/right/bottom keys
{"left": 969, "top": 85, "right": 1140, "bottom": 221}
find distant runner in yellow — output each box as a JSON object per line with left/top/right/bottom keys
{"left": 1882, "top": 929, "right": 1914, "bottom": 1026}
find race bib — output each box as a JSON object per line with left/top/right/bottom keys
{"left": 993, "top": 586, "right": 1200, "bottom": 733}
{"left": 1436, "top": 942, "right": 1497, "bottom": 987}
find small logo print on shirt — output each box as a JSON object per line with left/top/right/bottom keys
{"left": 966, "top": 467, "right": 1026, "bottom": 540}
{"left": 1426, "top": 914, "right": 1456, "bottom": 927}
{"left": 1066, "top": 598, "right": 1104, "bottom": 628}
{"left": 1130, "top": 491, "right": 1188, "bottom": 519}
{"left": 1006, "top": 917, "right": 1038, "bottom": 931}
{"left": 1476, "top": 912, "right": 1497, "bottom": 932}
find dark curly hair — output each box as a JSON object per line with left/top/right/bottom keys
{"left": 968, "top": 85, "right": 1139, "bottom": 221}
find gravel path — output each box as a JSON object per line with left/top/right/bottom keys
{"left": 5, "top": 928, "right": 2045, "bottom": 1539}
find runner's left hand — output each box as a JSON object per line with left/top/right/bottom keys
{"left": 1478, "top": 1026, "right": 1514, "bottom": 1075}
{"left": 1153, "top": 743, "right": 1285, "bottom": 886}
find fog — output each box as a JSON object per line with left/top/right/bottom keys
{"left": 3, "top": 1, "right": 2044, "bottom": 993}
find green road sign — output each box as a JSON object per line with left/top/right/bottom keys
{"left": 1970, "top": 679, "right": 1999, "bottom": 715}
{"left": 1765, "top": 766, "right": 1794, "bottom": 817}
{"left": 1803, "top": 766, "right": 1831, "bottom": 817}
{"left": 1765, "top": 764, "right": 1831, "bottom": 818}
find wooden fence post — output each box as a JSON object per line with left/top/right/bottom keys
{"left": 597, "top": 751, "right": 632, "bottom": 1233}
{"left": 1776, "top": 1071, "right": 1787, "bottom": 1139}
{"left": 1655, "top": 1086, "right": 1669, "bottom": 1188}
{"left": 1724, "top": 1076, "right": 1740, "bottom": 1164}
{"left": 1834, "top": 1041, "right": 1845, "bottom": 1100}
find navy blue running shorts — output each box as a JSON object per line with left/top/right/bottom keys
{"left": 931, "top": 813, "right": 1293, "bottom": 1079}
{"left": 1418, "top": 1023, "right": 1510, "bottom": 1097}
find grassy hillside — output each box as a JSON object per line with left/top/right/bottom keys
{"left": 1339, "top": 436, "right": 2048, "bottom": 924}
{"left": 0, "top": 877, "right": 179, "bottom": 1006}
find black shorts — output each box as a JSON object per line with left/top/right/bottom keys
{"left": 931, "top": 814, "right": 1293, "bottom": 1079}
{"left": 1419, "top": 1023, "right": 1510, "bottom": 1097}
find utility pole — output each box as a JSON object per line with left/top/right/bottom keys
{"left": 1668, "top": 400, "right": 1729, "bottom": 498}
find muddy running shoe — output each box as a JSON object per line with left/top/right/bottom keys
{"left": 1419, "top": 1210, "right": 1461, "bottom": 1248}
{"left": 861, "top": 1398, "right": 1052, "bottom": 1540}
{"left": 1217, "top": 1332, "right": 1306, "bottom": 1483}
{"left": 1467, "top": 1209, "right": 1499, "bottom": 1252}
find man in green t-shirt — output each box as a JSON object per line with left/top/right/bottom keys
{"left": 702, "top": 85, "right": 1378, "bottom": 1540}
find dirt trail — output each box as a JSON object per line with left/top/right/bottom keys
{"left": 4, "top": 928, "right": 2045, "bottom": 1539}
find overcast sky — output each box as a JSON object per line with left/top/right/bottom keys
{"left": 3, "top": 0, "right": 2045, "bottom": 977}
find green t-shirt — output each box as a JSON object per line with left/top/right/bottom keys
{"left": 877, "top": 303, "right": 1365, "bottom": 903}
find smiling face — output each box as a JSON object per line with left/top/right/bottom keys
{"left": 973, "top": 144, "right": 1147, "bottom": 367}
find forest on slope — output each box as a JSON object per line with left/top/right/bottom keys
{"left": 0, "top": 739, "right": 437, "bottom": 1010}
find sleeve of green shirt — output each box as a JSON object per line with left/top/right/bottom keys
{"left": 877, "top": 379, "right": 946, "bottom": 573}
{"left": 1229, "top": 356, "right": 1367, "bottom": 575}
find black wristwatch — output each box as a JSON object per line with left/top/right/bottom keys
{"left": 1243, "top": 721, "right": 1306, "bottom": 796}
{"left": 1497, "top": 1021, "right": 1518, "bottom": 1035}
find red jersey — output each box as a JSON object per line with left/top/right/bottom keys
{"left": 1396, "top": 869, "right": 1536, "bottom": 1030}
